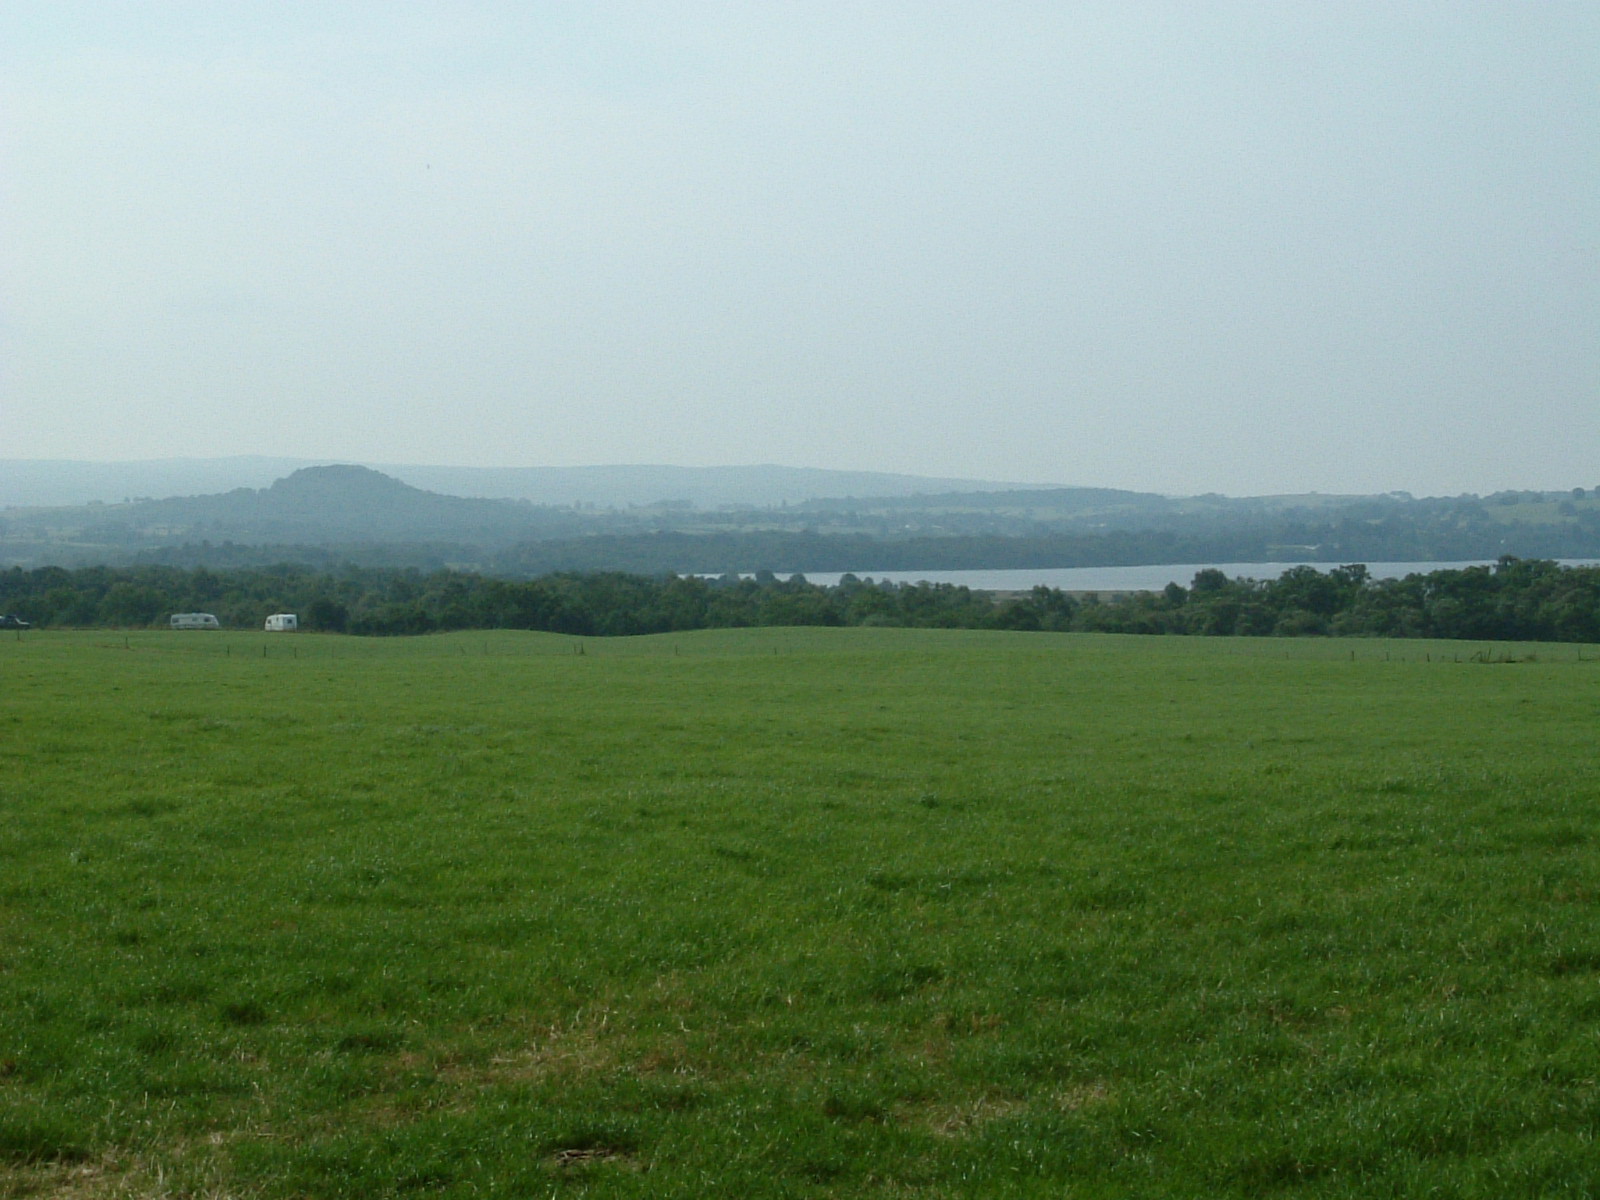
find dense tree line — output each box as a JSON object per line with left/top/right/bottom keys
{"left": 1074, "top": 559, "right": 1600, "bottom": 642}
{"left": 115, "top": 506, "right": 1600, "bottom": 578}
{"left": 2, "top": 558, "right": 1598, "bottom": 643}
{"left": 0, "top": 564, "right": 991, "bottom": 636}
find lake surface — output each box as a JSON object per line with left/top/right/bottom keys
{"left": 775, "top": 561, "right": 1600, "bottom": 593}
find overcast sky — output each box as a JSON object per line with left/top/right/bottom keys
{"left": 2, "top": 2, "right": 1594, "bottom": 496}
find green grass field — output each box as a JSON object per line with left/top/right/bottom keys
{"left": 3, "top": 628, "right": 1599, "bottom": 1197}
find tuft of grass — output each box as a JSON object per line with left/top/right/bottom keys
{"left": 218, "top": 1001, "right": 268, "bottom": 1027}
{"left": 0, "top": 1117, "right": 90, "bottom": 1166}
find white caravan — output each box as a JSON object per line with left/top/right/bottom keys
{"left": 170, "top": 612, "right": 220, "bottom": 630}
{"left": 264, "top": 613, "right": 298, "bottom": 632}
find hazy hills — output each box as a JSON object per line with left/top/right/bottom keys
{"left": 78, "top": 465, "right": 585, "bottom": 544}
{"left": 0, "top": 464, "right": 1186, "bottom": 562}
{"left": 2, "top": 462, "right": 1597, "bottom": 574}
{"left": 0, "top": 457, "right": 1039, "bottom": 509}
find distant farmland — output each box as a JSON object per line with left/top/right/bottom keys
{"left": 3, "top": 629, "right": 1599, "bottom": 1197}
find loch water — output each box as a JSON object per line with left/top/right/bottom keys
{"left": 780, "top": 561, "right": 1600, "bottom": 593}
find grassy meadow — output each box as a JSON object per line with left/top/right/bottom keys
{"left": 2, "top": 627, "right": 1600, "bottom": 1197}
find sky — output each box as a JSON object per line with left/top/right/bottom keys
{"left": 1, "top": 2, "right": 1595, "bottom": 497}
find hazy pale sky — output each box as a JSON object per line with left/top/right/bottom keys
{"left": 2, "top": 2, "right": 1595, "bottom": 495}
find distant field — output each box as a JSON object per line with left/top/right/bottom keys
{"left": 3, "top": 628, "right": 1599, "bottom": 1197}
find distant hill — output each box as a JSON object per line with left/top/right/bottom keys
{"left": 113, "top": 464, "right": 559, "bottom": 543}
{"left": 0, "top": 465, "right": 587, "bottom": 554}
{"left": 0, "top": 457, "right": 1045, "bottom": 509}
{"left": 798, "top": 486, "right": 1176, "bottom": 516}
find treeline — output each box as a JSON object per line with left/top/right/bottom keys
{"left": 128, "top": 512, "right": 1600, "bottom": 578}
{"left": 1077, "top": 560, "right": 1600, "bottom": 643}
{"left": 2, "top": 558, "right": 1598, "bottom": 643}
{"left": 0, "top": 564, "right": 999, "bottom": 636}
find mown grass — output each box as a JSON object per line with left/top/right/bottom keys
{"left": 2, "top": 627, "right": 1599, "bottom": 1197}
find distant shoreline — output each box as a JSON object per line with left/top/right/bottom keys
{"left": 739, "top": 561, "right": 1600, "bottom": 594}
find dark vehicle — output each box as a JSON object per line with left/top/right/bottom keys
{"left": 0, "top": 615, "right": 30, "bottom": 629}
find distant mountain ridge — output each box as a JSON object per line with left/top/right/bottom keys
{"left": 0, "top": 457, "right": 1047, "bottom": 509}
{"left": 58, "top": 465, "right": 583, "bottom": 545}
